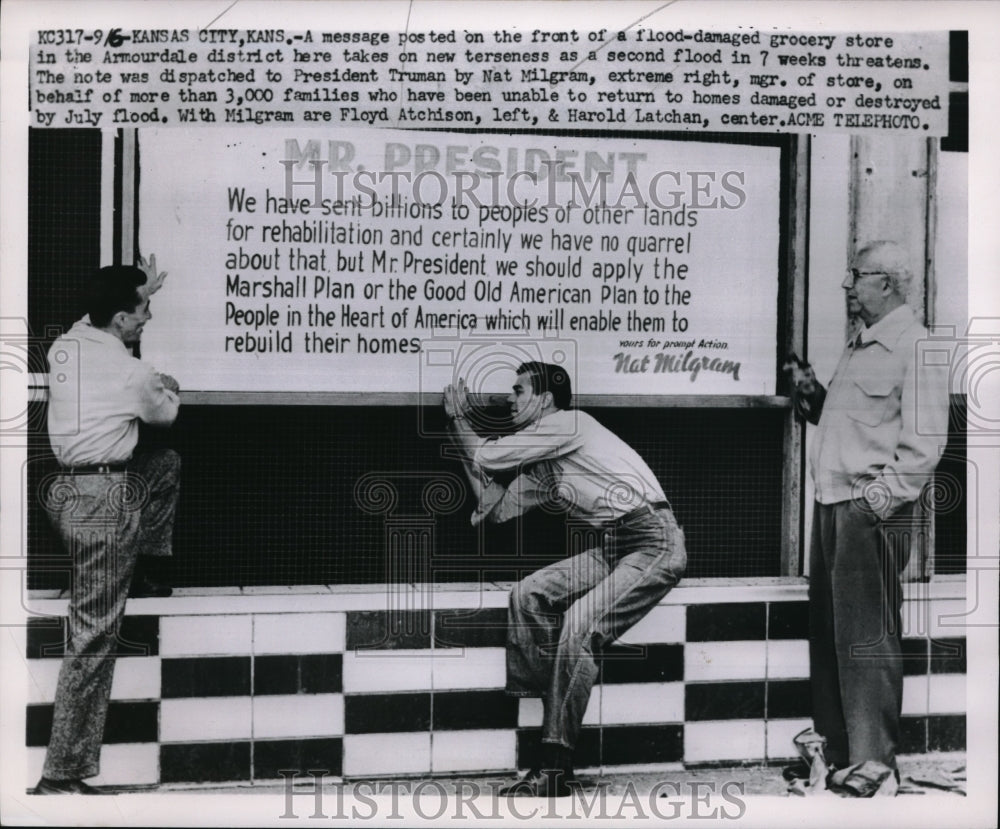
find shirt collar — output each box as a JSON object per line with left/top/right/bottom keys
{"left": 853, "top": 304, "right": 915, "bottom": 350}
{"left": 69, "top": 315, "right": 128, "bottom": 353}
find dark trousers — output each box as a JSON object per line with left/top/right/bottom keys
{"left": 41, "top": 449, "right": 180, "bottom": 780}
{"left": 808, "top": 499, "right": 913, "bottom": 769}
{"left": 506, "top": 507, "right": 686, "bottom": 750}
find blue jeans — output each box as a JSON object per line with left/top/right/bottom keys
{"left": 506, "top": 505, "right": 686, "bottom": 749}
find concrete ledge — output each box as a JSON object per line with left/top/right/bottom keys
{"left": 22, "top": 577, "right": 968, "bottom": 783}
{"left": 25, "top": 576, "right": 965, "bottom": 616}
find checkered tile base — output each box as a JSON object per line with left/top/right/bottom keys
{"left": 23, "top": 583, "right": 966, "bottom": 786}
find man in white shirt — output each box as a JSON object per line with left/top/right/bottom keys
{"left": 444, "top": 362, "right": 686, "bottom": 796}
{"left": 787, "top": 241, "right": 949, "bottom": 793}
{"left": 34, "top": 259, "right": 181, "bottom": 795}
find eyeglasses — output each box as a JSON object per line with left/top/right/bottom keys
{"left": 847, "top": 268, "right": 889, "bottom": 285}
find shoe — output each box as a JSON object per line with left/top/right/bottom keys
{"left": 33, "top": 777, "right": 107, "bottom": 795}
{"left": 499, "top": 768, "right": 543, "bottom": 796}
{"left": 827, "top": 760, "right": 893, "bottom": 797}
{"left": 500, "top": 768, "right": 574, "bottom": 798}
{"left": 128, "top": 571, "right": 172, "bottom": 598}
{"left": 874, "top": 772, "right": 899, "bottom": 797}
{"left": 782, "top": 760, "right": 811, "bottom": 781}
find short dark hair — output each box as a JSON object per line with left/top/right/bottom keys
{"left": 515, "top": 361, "right": 572, "bottom": 409}
{"left": 87, "top": 266, "right": 147, "bottom": 328}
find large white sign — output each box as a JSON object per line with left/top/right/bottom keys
{"left": 138, "top": 127, "right": 780, "bottom": 395}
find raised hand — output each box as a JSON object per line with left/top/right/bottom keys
{"left": 137, "top": 253, "right": 167, "bottom": 299}
{"left": 443, "top": 377, "right": 471, "bottom": 420}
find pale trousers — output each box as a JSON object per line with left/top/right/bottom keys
{"left": 506, "top": 506, "right": 686, "bottom": 749}
{"left": 41, "top": 449, "right": 180, "bottom": 780}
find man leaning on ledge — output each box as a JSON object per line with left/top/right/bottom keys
{"left": 444, "top": 362, "right": 687, "bottom": 797}
{"left": 787, "top": 241, "right": 950, "bottom": 796}
{"left": 34, "top": 257, "right": 181, "bottom": 795}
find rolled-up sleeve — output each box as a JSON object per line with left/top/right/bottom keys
{"left": 470, "top": 478, "right": 509, "bottom": 526}
{"left": 132, "top": 366, "right": 180, "bottom": 426}
{"left": 471, "top": 465, "right": 556, "bottom": 525}
{"left": 473, "top": 417, "right": 581, "bottom": 472}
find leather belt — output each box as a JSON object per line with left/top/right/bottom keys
{"left": 62, "top": 463, "right": 129, "bottom": 475}
{"left": 606, "top": 500, "right": 672, "bottom": 529}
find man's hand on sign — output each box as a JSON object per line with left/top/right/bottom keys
{"left": 443, "top": 378, "right": 472, "bottom": 420}
{"left": 137, "top": 253, "right": 167, "bottom": 299}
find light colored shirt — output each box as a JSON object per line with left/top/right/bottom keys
{"left": 47, "top": 317, "right": 179, "bottom": 466}
{"left": 471, "top": 462, "right": 557, "bottom": 527}
{"left": 472, "top": 409, "right": 666, "bottom": 527}
{"left": 810, "top": 304, "right": 949, "bottom": 506}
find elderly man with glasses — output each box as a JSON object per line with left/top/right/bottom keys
{"left": 786, "top": 240, "right": 950, "bottom": 794}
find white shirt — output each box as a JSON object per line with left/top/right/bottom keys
{"left": 47, "top": 317, "right": 179, "bottom": 466}
{"left": 811, "top": 304, "right": 949, "bottom": 505}
{"left": 473, "top": 409, "right": 666, "bottom": 527}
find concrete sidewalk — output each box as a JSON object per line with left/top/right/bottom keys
{"left": 170, "top": 752, "right": 966, "bottom": 798}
